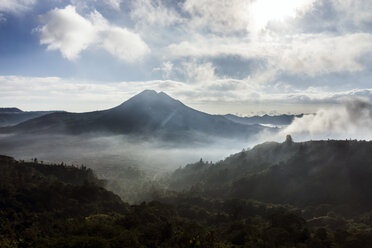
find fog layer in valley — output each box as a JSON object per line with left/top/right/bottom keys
{"left": 0, "top": 133, "right": 256, "bottom": 171}
{"left": 0, "top": 132, "right": 259, "bottom": 202}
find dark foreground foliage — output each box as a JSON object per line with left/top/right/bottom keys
{"left": 1, "top": 142, "right": 372, "bottom": 248}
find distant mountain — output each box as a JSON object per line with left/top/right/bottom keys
{"left": 0, "top": 108, "right": 59, "bottom": 127}
{"left": 0, "top": 90, "right": 267, "bottom": 141}
{"left": 0, "top": 108, "right": 23, "bottom": 113}
{"left": 170, "top": 138, "right": 372, "bottom": 212}
{"left": 224, "top": 113, "right": 304, "bottom": 126}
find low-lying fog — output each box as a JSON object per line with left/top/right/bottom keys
{"left": 0, "top": 133, "right": 259, "bottom": 172}
{"left": 1, "top": 98, "right": 371, "bottom": 173}
{"left": 0, "top": 132, "right": 267, "bottom": 202}
{"left": 1, "top": 98, "right": 372, "bottom": 203}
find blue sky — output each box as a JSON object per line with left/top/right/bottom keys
{"left": 0, "top": 0, "right": 372, "bottom": 115}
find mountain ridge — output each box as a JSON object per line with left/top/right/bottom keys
{"left": 0, "top": 109, "right": 61, "bottom": 127}
{"left": 225, "top": 113, "right": 304, "bottom": 126}
{"left": 0, "top": 108, "right": 23, "bottom": 113}
{"left": 0, "top": 90, "right": 266, "bottom": 141}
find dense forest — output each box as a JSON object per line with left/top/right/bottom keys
{"left": 2, "top": 138, "right": 372, "bottom": 247}
{"left": 170, "top": 137, "right": 372, "bottom": 213}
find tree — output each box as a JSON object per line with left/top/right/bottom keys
{"left": 285, "top": 134, "right": 293, "bottom": 144}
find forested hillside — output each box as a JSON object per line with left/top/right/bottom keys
{"left": 2, "top": 138, "right": 372, "bottom": 247}
{"left": 170, "top": 137, "right": 372, "bottom": 214}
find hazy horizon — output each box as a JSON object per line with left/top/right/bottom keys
{"left": 0, "top": 89, "right": 323, "bottom": 116}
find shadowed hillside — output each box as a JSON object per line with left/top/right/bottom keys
{"left": 0, "top": 108, "right": 58, "bottom": 127}
{"left": 170, "top": 138, "right": 372, "bottom": 213}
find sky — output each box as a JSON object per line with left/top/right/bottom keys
{"left": 0, "top": 0, "right": 371, "bottom": 115}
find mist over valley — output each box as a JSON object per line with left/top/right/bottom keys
{"left": 2, "top": 90, "right": 372, "bottom": 205}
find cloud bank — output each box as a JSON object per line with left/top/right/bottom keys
{"left": 2, "top": 75, "right": 372, "bottom": 115}
{"left": 282, "top": 98, "right": 372, "bottom": 140}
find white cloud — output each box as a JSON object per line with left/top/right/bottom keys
{"left": 181, "top": 61, "right": 217, "bottom": 83}
{"left": 249, "top": 0, "right": 318, "bottom": 31}
{"left": 70, "top": 0, "right": 123, "bottom": 10}
{"left": 37, "top": 5, "right": 149, "bottom": 62}
{"left": 38, "top": 5, "right": 96, "bottom": 60}
{"left": 167, "top": 32, "right": 372, "bottom": 78}
{"left": 105, "top": 0, "right": 122, "bottom": 10}
{"left": 331, "top": 0, "right": 372, "bottom": 27}
{"left": 182, "top": 0, "right": 318, "bottom": 34}
{"left": 99, "top": 25, "right": 150, "bottom": 62}
{"left": 130, "top": 0, "right": 182, "bottom": 27}
{"left": 0, "top": 0, "right": 36, "bottom": 13}
{"left": 153, "top": 61, "right": 174, "bottom": 78}
{"left": 167, "top": 37, "right": 260, "bottom": 58}
{"left": 183, "top": 0, "right": 251, "bottom": 34}
{"left": 40, "top": 0, "right": 370, "bottom": 81}
{"left": 149, "top": 0, "right": 372, "bottom": 86}
{"left": 2, "top": 75, "right": 372, "bottom": 113}
{"left": 276, "top": 33, "right": 372, "bottom": 76}
{"left": 282, "top": 98, "right": 372, "bottom": 140}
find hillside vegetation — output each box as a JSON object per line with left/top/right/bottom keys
{"left": 2, "top": 139, "right": 372, "bottom": 247}
{"left": 170, "top": 137, "right": 372, "bottom": 214}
